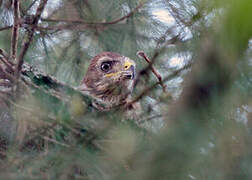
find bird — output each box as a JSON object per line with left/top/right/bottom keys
{"left": 78, "top": 52, "right": 140, "bottom": 118}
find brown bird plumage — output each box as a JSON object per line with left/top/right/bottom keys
{"left": 78, "top": 52, "right": 137, "bottom": 112}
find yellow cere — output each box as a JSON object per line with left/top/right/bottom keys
{"left": 124, "top": 60, "right": 134, "bottom": 70}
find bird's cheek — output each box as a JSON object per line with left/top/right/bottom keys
{"left": 125, "top": 80, "right": 134, "bottom": 90}
{"left": 105, "top": 73, "right": 122, "bottom": 82}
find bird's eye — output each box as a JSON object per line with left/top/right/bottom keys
{"left": 101, "top": 62, "right": 112, "bottom": 72}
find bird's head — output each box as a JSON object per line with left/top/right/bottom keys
{"left": 79, "top": 52, "right": 136, "bottom": 106}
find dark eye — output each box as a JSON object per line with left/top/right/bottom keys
{"left": 101, "top": 62, "right": 112, "bottom": 72}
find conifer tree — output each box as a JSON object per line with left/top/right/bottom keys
{"left": 0, "top": 0, "right": 252, "bottom": 179}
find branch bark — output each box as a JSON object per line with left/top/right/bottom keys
{"left": 137, "top": 51, "right": 167, "bottom": 92}
{"left": 15, "top": 0, "right": 48, "bottom": 82}
{"left": 20, "top": 63, "right": 94, "bottom": 107}
{"left": 40, "top": 2, "right": 144, "bottom": 26}
{"left": 10, "top": 0, "right": 20, "bottom": 61}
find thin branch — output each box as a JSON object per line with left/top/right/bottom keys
{"left": 104, "top": 2, "right": 144, "bottom": 25}
{"left": 35, "top": 24, "right": 89, "bottom": 31}
{"left": 0, "top": 49, "right": 11, "bottom": 63}
{"left": 15, "top": 0, "right": 48, "bottom": 82}
{"left": 0, "top": 49, "right": 15, "bottom": 76}
{"left": 41, "top": 17, "right": 88, "bottom": 24}
{"left": 0, "top": 56, "right": 14, "bottom": 72}
{"left": 20, "top": 62, "right": 94, "bottom": 107}
{"left": 137, "top": 51, "right": 166, "bottom": 92}
{"left": 0, "top": 64, "right": 15, "bottom": 82}
{"left": 10, "top": 0, "right": 20, "bottom": 61}
{"left": 36, "top": 1, "right": 144, "bottom": 32}
{"left": 134, "top": 33, "right": 184, "bottom": 90}
{"left": 24, "top": 0, "right": 39, "bottom": 14}
{"left": 129, "top": 63, "right": 192, "bottom": 105}
{"left": 41, "top": 2, "right": 144, "bottom": 25}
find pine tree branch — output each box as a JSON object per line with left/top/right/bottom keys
{"left": 10, "top": 0, "right": 20, "bottom": 61}
{"left": 20, "top": 63, "right": 94, "bottom": 107}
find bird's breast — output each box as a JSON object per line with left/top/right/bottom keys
{"left": 89, "top": 81, "right": 132, "bottom": 107}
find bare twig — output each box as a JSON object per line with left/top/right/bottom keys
{"left": 41, "top": 2, "right": 144, "bottom": 25}
{"left": 35, "top": 24, "right": 89, "bottom": 31}
{"left": 104, "top": 2, "right": 144, "bottom": 25}
{"left": 0, "top": 56, "right": 14, "bottom": 72}
{"left": 0, "top": 49, "right": 11, "bottom": 62}
{"left": 129, "top": 63, "right": 192, "bottom": 105}
{"left": 24, "top": 0, "right": 39, "bottom": 14}
{"left": 41, "top": 17, "right": 88, "bottom": 24}
{"left": 10, "top": 0, "right": 20, "bottom": 61}
{"left": 0, "top": 49, "right": 15, "bottom": 75}
{"left": 0, "top": 64, "right": 15, "bottom": 82}
{"left": 134, "top": 32, "right": 183, "bottom": 91}
{"left": 15, "top": 0, "right": 48, "bottom": 82}
{"left": 137, "top": 51, "right": 167, "bottom": 92}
